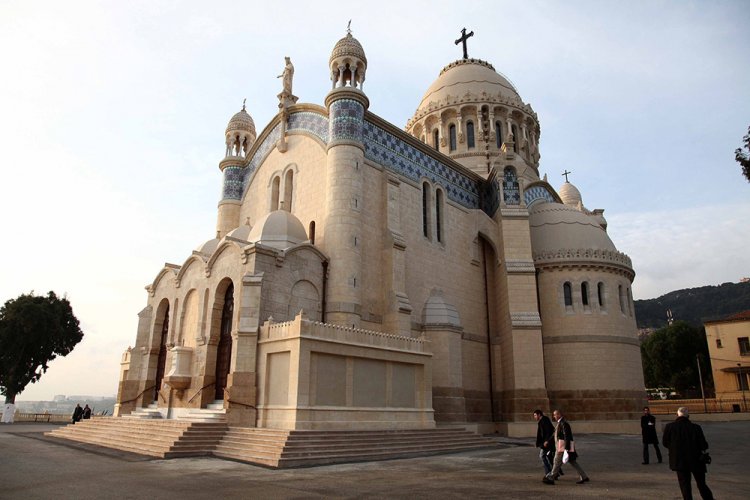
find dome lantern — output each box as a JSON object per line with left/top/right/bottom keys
{"left": 224, "top": 99, "right": 257, "bottom": 159}
{"left": 329, "top": 24, "right": 367, "bottom": 90}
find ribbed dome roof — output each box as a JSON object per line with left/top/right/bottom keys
{"left": 416, "top": 59, "right": 521, "bottom": 115}
{"left": 529, "top": 203, "right": 617, "bottom": 254}
{"left": 226, "top": 107, "right": 256, "bottom": 136}
{"left": 330, "top": 33, "right": 367, "bottom": 65}
{"left": 247, "top": 210, "right": 308, "bottom": 250}
{"left": 558, "top": 181, "right": 582, "bottom": 206}
{"left": 195, "top": 238, "right": 219, "bottom": 256}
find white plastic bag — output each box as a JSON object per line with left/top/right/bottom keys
{"left": 562, "top": 450, "right": 570, "bottom": 464}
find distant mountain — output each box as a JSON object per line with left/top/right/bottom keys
{"left": 634, "top": 281, "right": 750, "bottom": 329}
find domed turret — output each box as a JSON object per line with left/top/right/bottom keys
{"left": 558, "top": 181, "right": 582, "bottom": 207}
{"left": 224, "top": 101, "right": 256, "bottom": 159}
{"left": 406, "top": 57, "right": 540, "bottom": 178}
{"left": 329, "top": 29, "right": 367, "bottom": 90}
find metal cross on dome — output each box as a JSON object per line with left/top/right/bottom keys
{"left": 562, "top": 170, "right": 572, "bottom": 182}
{"left": 455, "top": 27, "right": 474, "bottom": 59}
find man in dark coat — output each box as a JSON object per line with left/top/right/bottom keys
{"left": 533, "top": 409, "right": 556, "bottom": 475}
{"left": 641, "top": 406, "right": 662, "bottom": 464}
{"left": 543, "top": 409, "right": 589, "bottom": 485}
{"left": 662, "top": 407, "right": 714, "bottom": 500}
{"left": 71, "top": 404, "right": 83, "bottom": 424}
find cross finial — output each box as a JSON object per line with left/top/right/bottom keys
{"left": 242, "top": 98, "right": 246, "bottom": 111}
{"left": 347, "top": 20, "right": 352, "bottom": 34}
{"left": 455, "top": 27, "right": 474, "bottom": 60}
{"left": 562, "top": 170, "right": 572, "bottom": 182}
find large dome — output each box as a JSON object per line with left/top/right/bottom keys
{"left": 416, "top": 59, "right": 522, "bottom": 115}
{"left": 529, "top": 202, "right": 617, "bottom": 254}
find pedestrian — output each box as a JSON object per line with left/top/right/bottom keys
{"left": 641, "top": 406, "right": 663, "bottom": 464}
{"left": 533, "top": 409, "right": 558, "bottom": 476}
{"left": 543, "top": 409, "right": 590, "bottom": 485}
{"left": 662, "top": 407, "right": 714, "bottom": 500}
{"left": 82, "top": 404, "right": 92, "bottom": 419}
{"left": 72, "top": 404, "right": 83, "bottom": 424}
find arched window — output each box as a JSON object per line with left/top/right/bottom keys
{"left": 563, "top": 282, "right": 573, "bottom": 307}
{"left": 597, "top": 282, "right": 605, "bottom": 308}
{"left": 422, "top": 182, "right": 432, "bottom": 239}
{"left": 466, "top": 121, "right": 475, "bottom": 149}
{"left": 502, "top": 167, "right": 520, "bottom": 205}
{"left": 495, "top": 121, "right": 503, "bottom": 148}
{"left": 271, "top": 176, "right": 280, "bottom": 211}
{"left": 283, "top": 170, "right": 294, "bottom": 212}
{"left": 308, "top": 221, "right": 316, "bottom": 245}
{"left": 627, "top": 288, "right": 633, "bottom": 316}
{"left": 449, "top": 124, "right": 457, "bottom": 151}
{"left": 511, "top": 124, "right": 519, "bottom": 152}
{"left": 619, "top": 285, "right": 626, "bottom": 313}
{"left": 581, "top": 282, "right": 589, "bottom": 307}
{"left": 433, "top": 130, "right": 440, "bottom": 151}
{"left": 435, "top": 188, "right": 444, "bottom": 243}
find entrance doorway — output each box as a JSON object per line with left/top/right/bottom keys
{"left": 154, "top": 303, "right": 170, "bottom": 403}
{"left": 214, "top": 283, "right": 234, "bottom": 401}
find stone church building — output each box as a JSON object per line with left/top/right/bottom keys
{"left": 115, "top": 30, "right": 645, "bottom": 435}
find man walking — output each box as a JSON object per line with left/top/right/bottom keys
{"left": 641, "top": 406, "right": 663, "bottom": 464}
{"left": 543, "top": 409, "right": 589, "bottom": 485}
{"left": 663, "top": 407, "right": 714, "bottom": 500}
{"left": 533, "top": 409, "right": 556, "bottom": 476}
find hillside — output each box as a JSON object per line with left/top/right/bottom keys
{"left": 634, "top": 281, "right": 750, "bottom": 329}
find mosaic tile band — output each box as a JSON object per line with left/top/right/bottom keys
{"left": 525, "top": 185, "right": 556, "bottom": 207}
{"left": 288, "top": 111, "right": 329, "bottom": 143}
{"left": 329, "top": 99, "right": 364, "bottom": 143}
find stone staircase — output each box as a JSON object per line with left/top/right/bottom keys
{"left": 47, "top": 417, "right": 497, "bottom": 468}
{"left": 213, "top": 427, "right": 498, "bottom": 468}
{"left": 46, "top": 418, "right": 228, "bottom": 458}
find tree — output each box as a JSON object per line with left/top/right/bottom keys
{"left": 640, "top": 321, "right": 712, "bottom": 394}
{"left": 0, "top": 291, "right": 83, "bottom": 404}
{"left": 736, "top": 125, "right": 750, "bottom": 183}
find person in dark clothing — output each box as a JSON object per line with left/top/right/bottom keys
{"left": 72, "top": 404, "right": 83, "bottom": 424}
{"left": 662, "top": 407, "right": 714, "bottom": 500}
{"left": 533, "top": 409, "right": 557, "bottom": 475}
{"left": 641, "top": 406, "right": 663, "bottom": 464}
{"left": 543, "top": 409, "right": 589, "bottom": 485}
{"left": 82, "top": 404, "right": 92, "bottom": 419}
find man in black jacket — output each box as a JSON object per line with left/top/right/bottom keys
{"left": 543, "top": 409, "right": 589, "bottom": 485}
{"left": 533, "top": 409, "right": 556, "bottom": 476}
{"left": 662, "top": 407, "right": 714, "bottom": 500}
{"left": 641, "top": 406, "right": 662, "bottom": 464}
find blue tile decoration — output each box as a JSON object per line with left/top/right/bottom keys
{"left": 329, "top": 99, "right": 364, "bottom": 142}
{"left": 288, "top": 111, "right": 329, "bottom": 143}
{"left": 482, "top": 173, "right": 501, "bottom": 215}
{"left": 524, "top": 185, "right": 556, "bottom": 207}
{"left": 362, "top": 120, "right": 481, "bottom": 210}
{"left": 222, "top": 165, "right": 244, "bottom": 200}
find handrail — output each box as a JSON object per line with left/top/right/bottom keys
{"left": 188, "top": 382, "right": 216, "bottom": 404}
{"left": 225, "top": 388, "right": 256, "bottom": 409}
{"left": 118, "top": 385, "right": 156, "bottom": 406}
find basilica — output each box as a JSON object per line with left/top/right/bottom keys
{"left": 114, "top": 29, "right": 645, "bottom": 435}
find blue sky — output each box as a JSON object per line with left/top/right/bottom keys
{"left": 1, "top": 0, "right": 748, "bottom": 400}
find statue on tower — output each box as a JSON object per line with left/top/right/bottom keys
{"left": 277, "top": 56, "right": 299, "bottom": 111}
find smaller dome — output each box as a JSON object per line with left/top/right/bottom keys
{"left": 422, "top": 289, "right": 462, "bottom": 328}
{"left": 226, "top": 224, "right": 252, "bottom": 242}
{"left": 195, "top": 238, "right": 220, "bottom": 256}
{"left": 226, "top": 106, "right": 256, "bottom": 137}
{"left": 558, "top": 181, "right": 582, "bottom": 206}
{"left": 330, "top": 32, "right": 367, "bottom": 65}
{"left": 247, "top": 210, "right": 308, "bottom": 250}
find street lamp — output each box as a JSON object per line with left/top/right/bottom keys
{"left": 739, "top": 363, "right": 748, "bottom": 412}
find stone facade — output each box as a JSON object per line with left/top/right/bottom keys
{"left": 705, "top": 311, "right": 750, "bottom": 404}
{"left": 115, "top": 31, "right": 646, "bottom": 435}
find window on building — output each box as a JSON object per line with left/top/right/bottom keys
{"left": 619, "top": 285, "right": 625, "bottom": 313}
{"left": 716, "top": 338, "right": 722, "bottom": 348}
{"left": 738, "top": 372, "right": 750, "bottom": 391}
{"left": 308, "top": 221, "right": 315, "bottom": 245}
{"left": 563, "top": 282, "right": 573, "bottom": 307}
{"left": 581, "top": 282, "right": 589, "bottom": 306}
{"left": 433, "top": 130, "right": 439, "bottom": 151}
{"left": 271, "top": 176, "right": 281, "bottom": 211}
{"left": 449, "top": 124, "right": 457, "bottom": 151}
{"left": 739, "top": 337, "right": 750, "bottom": 356}
{"left": 435, "top": 188, "right": 444, "bottom": 243}
{"left": 422, "top": 182, "right": 431, "bottom": 239}
{"left": 511, "top": 124, "right": 519, "bottom": 152}
{"left": 597, "top": 282, "right": 605, "bottom": 308}
{"left": 495, "top": 121, "right": 503, "bottom": 148}
{"left": 283, "top": 169, "right": 294, "bottom": 212}
{"left": 502, "top": 167, "right": 520, "bottom": 205}
{"left": 467, "top": 121, "right": 475, "bottom": 149}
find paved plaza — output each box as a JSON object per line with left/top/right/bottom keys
{"left": 1, "top": 420, "right": 746, "bottom": 499}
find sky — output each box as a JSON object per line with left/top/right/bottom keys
{"left": 1, "top": 0, "right": 748, "bottom": 401}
